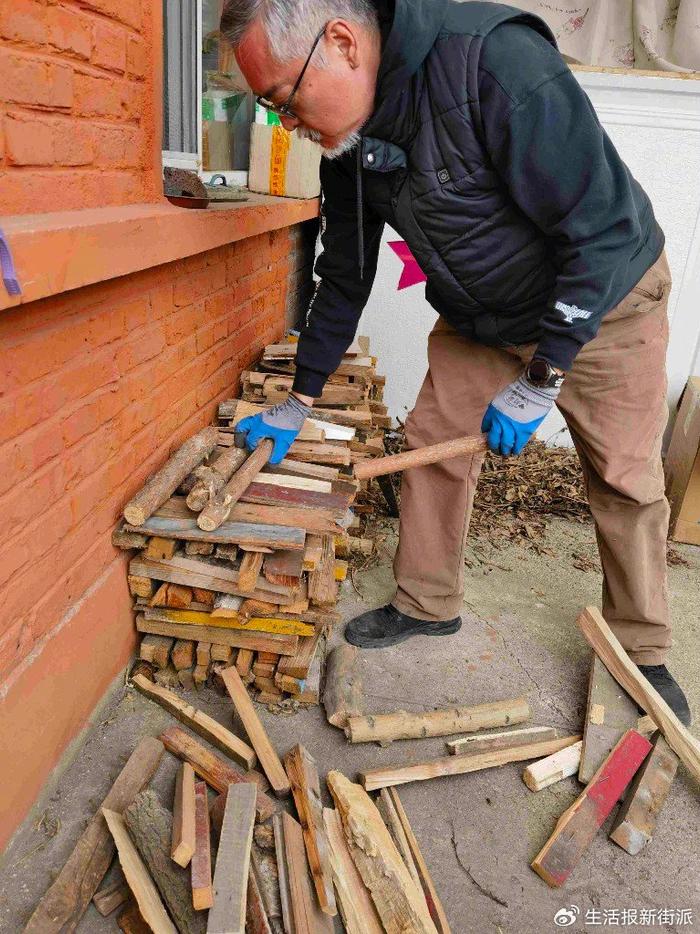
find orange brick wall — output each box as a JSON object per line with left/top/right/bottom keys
{"left": 0, "top": 0, "right": 159, "bottom": 214}
{"left": 0, "top": 224, "right": 301, "bottom": 852}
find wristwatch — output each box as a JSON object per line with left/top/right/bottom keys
{"left": 525, "top": 358, "right": 566, "bottom": 389}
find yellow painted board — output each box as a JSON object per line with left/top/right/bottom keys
{"left": 144, "top": 608, "right": 314, "bottom": 637}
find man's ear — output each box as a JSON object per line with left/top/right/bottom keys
{"left": 326, "top": 19, "right": 360, "bottom": 68}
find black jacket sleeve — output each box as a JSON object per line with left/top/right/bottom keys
{"left": 479, "top": 24, "right": 650, "bottom": 371}
{"left": 292, "top": 154, "right": 385, "bottom": 397}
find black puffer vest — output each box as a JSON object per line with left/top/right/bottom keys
{"left": 358, "top": 0, "right": 560, "bottom": 345}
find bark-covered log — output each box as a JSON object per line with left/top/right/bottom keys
{"left": 123, "top": 790, "right": 206, "bottom": 934}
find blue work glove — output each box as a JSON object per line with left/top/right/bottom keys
{"left": 481, "top": 373, "right": 561, "bottom": 456}
{"left": 237, "top": 394, "right": 311, "bottom": 465}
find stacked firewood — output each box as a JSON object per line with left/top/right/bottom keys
{"left": 112, "top": 334, "right": 386, "bottom": 705}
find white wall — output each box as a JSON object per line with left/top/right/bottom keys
{"left": 356, "top": 71, "right": 700, "bottom": 445}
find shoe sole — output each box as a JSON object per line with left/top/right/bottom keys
{"left": 345, "top": 618, "right": 462, "bottom": 649}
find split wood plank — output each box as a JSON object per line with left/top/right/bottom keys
{"left": 152, "top": 583, "right": 194, "bottom": 609}
{"left": 137, "top": 614, "right": 299, "bottom": 656}
{"left": 346, "top": 696, "right": 530, "bottom": 744}
{"left": 265, "top": 458, "right": 341, "bottom": 480}
{"left": 285, "top": 441, "right": 352, "bottom": 466}
{"left": 93, "top": 878, "right": 130, "bottom": 917}
{"left": 24, "top": 736, "right": 164, "bottom": 934}
{"left": 522, "top": 741, "right": 583, "bottom": 792}
{"left": 284, "top": 744, "right": 337, "bottom": 916}
{"left": 361, "top": 735, "right": 582, "bottom": 791}
{"left": 143, "top": 606, "right": 313, "bottom": 638}
{"left": 579, "top": 654, "right": 640, "bottom": 783}
{"left": 192, "top": 781, "right": 214, "bottom": 910}
{"left": 116, "top": 899, "right": 150, "bottom": 934}
{"left": 264, "top": 547, "right": 305, "bottom": 579}
{"left": 532, "top": 730, "right": 652, "bottom": 887}
{"left": 132, "top": 674, "right": 256, "bottom": 769}
{"left": 256, "top": 472, "right": 333, "bottom": 493}
{"left": 127, "top": 514, "right": 305, "bottom": 550}
{"left": 124, "top": 427, "right": 219, "bottom": 526}
{"left": 246, "top": 860, "right": 273, "bottom": 934}
{"left": 609, "top": 731, "right": 679, "bottom": 854}
{"left": 211, "top": 644, "right": 233, "bottom": 663}
{"left": 323, "top": 808, "right": 383, "bottom": 934}
{"left": 199, "top": 440, "right": 274, "bottom": 531}
{"left": 327, "top": 771, "right": 437, "bottom": 934}
{"left": 220, "top": 666, "right": 291, "bottom": 797}
{"left": 322, "top": 644, "right": 363, "bottom": 729}
{"left": 386, "top": 788, "right": 451, "bottom": 934}
{"left": 238, "top": 551, "right": 265, "bottom": 594}
{"left": 376, "top": 791, "right": 421, "bottom": 890}
{"left": 207, "top": 783, "right": 256, "bottom": 934}
{"left": 281, "top": 811, "right": 334, "bottom": 934}
{"left": 159, "top": 726, "right": 277, "bottom": 822}
{"left": 196, "top": 642, "right": 212, "bottom": 666}
{"left": 172, "top": 762, "right": 196, "bottom": 867}
{"left": 241, "top": 483, "right": 350, "bottom": 513}
{"left": 272, "top": 814, "right": 294, "bottom": 934}
{"left": 186, "top": 447, "right": 249, "bottom": 511}
{"left": 101, "top": 808, "right": 177, "bottom": 934}
{"left": 123, "top": 790, "right": 205, "bottom": 934}
{"left": 113, "top": 526, "right": 149, "bottom": 549}
{"left": 447, "top": 725, "right": 558, "bottom": 756}
{"left": 577, "top": 606, "right": 700, "bottom": 786}
{"left": 307, "top": 535, "right": 337, "bottom": 606}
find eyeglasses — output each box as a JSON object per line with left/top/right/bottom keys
{"left": 256, "top": 25, "right": 327, "bottom": 120}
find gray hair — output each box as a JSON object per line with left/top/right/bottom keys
{"left": 220, "top": 0, "right": 379, "bottom": 63}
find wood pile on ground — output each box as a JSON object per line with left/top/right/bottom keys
{"left": 112, "top": 333, "right": 384, "bottom": 708}
{"left": 25, "top": 604, "right": 698, "bottom": 931}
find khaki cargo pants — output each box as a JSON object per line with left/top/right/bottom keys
{"left": 392, "top": 251, "right": 674, "bottom": 665}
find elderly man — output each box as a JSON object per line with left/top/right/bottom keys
{"left": 223, "top": 0, "right": 691, "bottom": 723}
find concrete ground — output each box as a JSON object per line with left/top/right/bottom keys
{"left": 0, "top": 517, "right": 698, "bottom": 934}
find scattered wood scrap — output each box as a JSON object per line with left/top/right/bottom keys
{"left": 385, "top": 788, "right": 451, "bottom": 934}
{"left": 523, "top": 741, "right": 583, "bottom": 792}
{"left": 531, "top": 730, "right": 652, "bottom": 887}
{"left": 609, "top": 731, "right": 679, "bottom": 855}
{"left": 279, "top": 811, "right": 333, "bottom": 934}
{"left": 192, "top": 781, "right": 214, "bottom": 910}
{"left": 208, "top": 783, "right": 257, "bottom": 934}
{"left": 171, "top": 762, "right": 196, "bottom": 867}
{"left": 92, "top": 877, "right": 130, "bottom": 917}
{"left": 327, "top": 771, "right": 438, "bottom": 934}
{"left": 284, "top": 744, "right": 337, "bottom": 916}
{"left": 102, "top": 808, "right": 177, "bottom": 934}
{"left": 579, "top": 654, "right": 641, "bottom": 783}
{"left": 360, "top": 735, "right": 581, "bottom": 791}
{"left": 24, "top": 737, "right": 164, "bottom": 934}
{"left": 323, "top": 807, "right": 383, "bottom": 934}
{"left": 132, "top": 674, "right": 256, "bottom": 769}
{"left": 221, "top": 666, "right": 291, "bottom": 797}
{"left": 159, "top": 726, "right": 277, "bottom": 822}
{"left": 123, "top": 790, "right": 204, "bottom": 934}
{"left": 577, "top": 607, "right": 700, "bottom": 786}
{"left": 447, "top": 725, "right": 557, "bottom": 756}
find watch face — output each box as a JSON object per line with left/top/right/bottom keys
{"left": 527, "top": 360, "right": 550, "bottom": 383}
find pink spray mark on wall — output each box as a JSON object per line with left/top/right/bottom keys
{"left": 388, "top": 240, "right": 427, "bottom": 290}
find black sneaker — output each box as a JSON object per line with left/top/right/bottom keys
{"left": 637, "top": 664, "right": 692, "bottom": 727}
{"left": 344, "top": 604, "right": 462, "bottom": 649}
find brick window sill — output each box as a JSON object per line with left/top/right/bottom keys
{"left": 0, "top": 192, "right": 320, "bottom": 312}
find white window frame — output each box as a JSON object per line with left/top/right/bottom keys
{"left": 162, "top": 1, "right": 248, "bottom": 185}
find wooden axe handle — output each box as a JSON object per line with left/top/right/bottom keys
{"left": 354, "top": 434, "right": 488, "bottom": 480}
